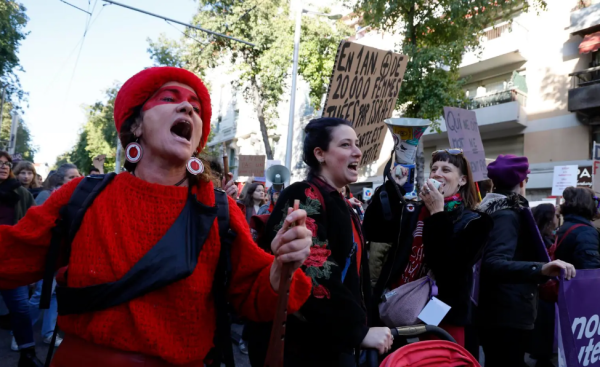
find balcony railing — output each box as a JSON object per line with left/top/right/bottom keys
{"left": 460, "top": 89, "right": 528, "bottom": 110}
{"left": 569, "top": 65, "right": 600, "bottom": 88}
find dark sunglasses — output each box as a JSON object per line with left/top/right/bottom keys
{"left": 432, "top": 148, "right": 464, "bottom": 157}
{"left": 0, "top": 161, "right": 13, "bottom": 169}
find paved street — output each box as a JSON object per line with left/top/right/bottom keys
{"left": 0, "top": 320, "right": 251, "bottom": 367}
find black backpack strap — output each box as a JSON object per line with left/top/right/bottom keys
{"left": 207, "top": 189, "right": 237, "bottom": 367}
{"left": 40, "top": 173, "right": 117, "bottom": 310}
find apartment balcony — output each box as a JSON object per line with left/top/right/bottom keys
{"left": 423, "top": 89, "right": 528, "bottom": 144}
{"left": 568, "top": 66, "right": 600, "bottom": 118}
{"left": 459, "top": 22, "right": 529, "bottom": 77}
{"left": 570, "top": 1, "right": 600, "bottom": 35}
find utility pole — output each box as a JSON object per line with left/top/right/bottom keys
{"left": 0, "top": 87, "right": 6, "bottom": 150}
{"left": 8, "top": 111, "right": 19, "bottom": 155}
{"left": 101, "top": 0, "right": 255, "bottom": 46}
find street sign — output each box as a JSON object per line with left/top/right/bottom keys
{"left": 322, "top": 41, "right": 408, "bottom": 167}
{"left": 552, "top": 165, "right": 579, "bottom": 196}
{"left": 443, "top": 107, "right": 488, "bottom": 182}
{"left": 577, "top": 166, "right": 593, "bottom": 188}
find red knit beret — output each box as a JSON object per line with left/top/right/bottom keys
{"left": 114, "top": 66, "right": 212, "bottom": 150}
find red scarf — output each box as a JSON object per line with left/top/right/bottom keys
{"left": 394, "top": 193, "right": 462, "bottom": 288}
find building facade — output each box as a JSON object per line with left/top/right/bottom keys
{"left": 422, "top": 0, "right": 600, "bottom": 199}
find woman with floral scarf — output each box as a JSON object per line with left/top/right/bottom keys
{"left": 245, "top": 117, "right": 392, "bottom": 367}
{"left": 363, "top": 149, "right": 493, "bottom": 354}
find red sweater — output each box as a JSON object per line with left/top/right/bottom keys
{"left": 0, "top": 173, "right": 311, "bottom": 365}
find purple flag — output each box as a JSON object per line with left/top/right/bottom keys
{"left": 557, "top": 270, "right": 600, "bottom": 366}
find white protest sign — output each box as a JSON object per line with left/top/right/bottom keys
{"left": 322, "top": 41, "right": 408, "bottom": 167}
{"left": 552, "top": 165, "right": 579, "bottom": 196}
{"left": 443, "top": 107, "right": 488, "bottom": 182}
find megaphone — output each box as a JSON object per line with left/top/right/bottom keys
{"left": 266, "top": 165, "right": 290, "bottom": 191}
{"left": 384, "top": 118, "right": 431, "bottom": 195}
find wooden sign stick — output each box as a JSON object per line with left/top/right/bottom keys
{"left": 264, "top": 200, "right": 300, "bottom": 367}
{"left": 222, "top": 143, "right": 229, "bottom": 176}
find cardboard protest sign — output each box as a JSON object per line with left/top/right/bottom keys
{"left": 552, "top": 165, "right": 579, "bottom": 196}
{"left": 442, "top": 107, "right": 488, "bottom": 182}
{"left": 238, "top": 155, "right": 266, "bottom": 177}
{"left": 322, "top": 41, "right": 408, "bottom": 167}
{"left": 557, "top": 270, "right": 600, "bottom": 367}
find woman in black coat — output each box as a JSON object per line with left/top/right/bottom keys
{"left": 246, "top": 118, "right": 392, "bottom": 367}
{"left": 363, "top": 149, "right": 493, "bottom": 349}
{"left": 554, "top": 187, "right": 600, "bottom": 269}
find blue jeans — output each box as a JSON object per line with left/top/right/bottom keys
{"left": 29, "top": 279, "right": 58, "bottom": 339}
{"left": 0, "top": 286, "right": 35, "bottom": 349}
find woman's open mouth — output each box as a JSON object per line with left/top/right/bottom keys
{"left": 170, "top": 118, "right": 193, "bottom": 142}
{"left": 348, "top": 162, "right": 358, "bottom": 172}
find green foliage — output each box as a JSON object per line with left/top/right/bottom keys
{"left": 353, "top": 0, "right": 547, "bottom": 129}
{"left": 0, "top": 0, "right": 29, "bottom": 104}
{"left": 53, "top": 86, "right": 119, "bottom": 173}
{"left": 0, "top": 102, "right": 37, "bottom": 160}
{"left": 147, "top": 1, "right": 353, "bottom": 158}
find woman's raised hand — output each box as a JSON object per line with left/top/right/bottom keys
{"left": 419, "top": 179, "right": 445, "bottom": 215}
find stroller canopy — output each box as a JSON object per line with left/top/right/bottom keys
{"left": 380, "top": 340, "right": 480, "bottom": 367}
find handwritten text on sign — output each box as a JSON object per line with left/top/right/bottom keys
{"left": 552, "top": 165, "right": 579, "bottom": 197}
{"left": 238, "top": 155, "right": 266, "bottom": 177}
{"left": 322, "top": 42, "right": 408, "bottom": 167}
{"left": 443, "top": 107, "right": 488, "bottom": 182}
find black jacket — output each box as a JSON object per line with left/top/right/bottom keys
{"left": 363, "top": 179, "right": 492, "bottom": 327}
{"left": 247, "top": 178, "right": 371, "bottom": 367}
{"left": 555, "top": 215, "right": 600, "bottom": 269}
{"left": 477, "top": 193, "right": 548, "bottom": 330}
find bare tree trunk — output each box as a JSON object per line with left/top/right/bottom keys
{"left": 251, "top": 79, "right": 274, "bottom": 160}
{"left": 416, "top": 139, "right": 425, "bottom": 193}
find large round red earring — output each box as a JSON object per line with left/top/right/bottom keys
{"left": 187, "top": 156, "right": 204, "bottom": 175}
{"left": 126, "top": 142, "right": 143, "bottom": 163}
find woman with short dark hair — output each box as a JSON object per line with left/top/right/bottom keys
{"left": 554, "top": 187, "right": 600, "bottom": 269}
{"left": 238, "top": 182, "right": 265, "bottom": 224}
{"left": 533, "top": 203, "right": 559, "bottom": 248}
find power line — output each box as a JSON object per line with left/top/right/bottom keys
{"left": 101, "top": 0, "right": 256, "bottom": 46}
{"left": 59, "top": 0, "right": 91, "bottom": 15}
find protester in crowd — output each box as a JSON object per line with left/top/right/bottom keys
{"left": 534, "top": 204, "right": 559, "bottom": 249}
{"left": 246, "top": 117, "right": 391, "bottom": 366}
{"left": 477, "top": 155, "right": 577, "bottom": 367}
{"left": 257, "top": 185, "right": 281, "bottom": 215}
{"left": 207, "top": 156, "right": 238, "bottom": 199}
{"left": 26, "top": 167, "right": 72, "bottom": 352}
{"left": 238, "top": 182, "right": 265, "bottom": 225}
{"left": 0, "top": 151, "right": 39, "bottom": 365}
{"left": 36, "top": 174, "right": 43, "bottom": 188}
{"left": 530, "top": 203, "right": 560, "bottom": 367}
{"left": 0, "top": 66, "right": 313, "bottom": 367}
{"left": 554, "top": 187, "right": 600, "bottom": 269}
{"left": 14, "top": 161, "right": 44, "bottom": 199}
{"left": 341, "top": 184, "right": 364, "bottom": 221}
{"left": 363, "top": 148, "right": 492, "bottom": 352}
{"left": 35, "top": 164, "right": 81, "bottom": 205}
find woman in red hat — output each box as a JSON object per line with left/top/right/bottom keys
{"left": 0, "top": 66, "right": 313, "bottom": 367}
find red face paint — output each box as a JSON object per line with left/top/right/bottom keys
{"left": 142, "top": 86, "right": 201, "bottom": 114}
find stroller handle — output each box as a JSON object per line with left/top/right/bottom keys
{"left": 390, "top": 325, "right": 456, "bottom": 343}
{"left": 365, "top": 325, "right": 457, "bottom": 367}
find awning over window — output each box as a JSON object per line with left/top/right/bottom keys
{"left": 580, "top": 31, "right": 600, "bottom": 54}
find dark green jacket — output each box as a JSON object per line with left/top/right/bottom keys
{"left": 13, "top": 185, "right": 35, "bottom": 223}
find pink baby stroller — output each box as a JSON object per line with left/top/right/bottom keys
{"left": 366, "top": 325, "right": 480, "bottom": 367}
